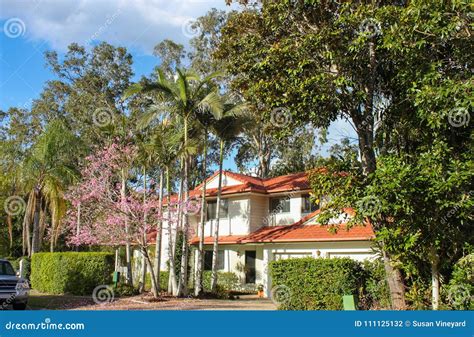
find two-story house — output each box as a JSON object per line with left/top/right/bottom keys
{"left": 152, "top": 171, "right": 375, "bottom": 297}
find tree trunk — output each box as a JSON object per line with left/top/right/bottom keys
{"left": 210, "top": 139, "right": 224, "bottom": 293}
{"left": 139, "top": 167, "right": 148, "bottom": 294}
{"left": 166, "top": 167, "right": 178, "bottom": 295}
{"left": 194, "top": 130, "right": 208, "bottom": 296}
{"left": 139, "top": 252, "right": 147, "bottom": 293}
{"left": 143, "top": 247, "right": 159, "bottom": 297}
{"left": 431, "top": 246, "right": 440, "bottom": 310}
{"left": 22, "top": 192, "right": 34, "bottom": 257}
{"left": 75, "top": 203, "right": 81, "bottom": 252}
{"left": 7, "top": 214, "right": 13, "bottom": 249}
{"left": 153, "top": 170, "right": 164, "bottom": 296}
{"left": 383, "top": 250, "right": 406, "bottom": 310}
{"left": 121, "top": 168, "right": 133, "bottom": 286}
{"left": 178, "top": 116, "right": 190, "bottom": 297}
{"left": 31, "top": 187, "right": 42, "bottom": 254}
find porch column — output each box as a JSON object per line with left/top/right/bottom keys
{"left": 263, "top": 248, "right": 273, "bottom": 298}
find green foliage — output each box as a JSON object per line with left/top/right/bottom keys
{"left": 31, "top": 252, "right": 114, "bottom": 295}
{"left": 269, "top": 257, "right": 366, "bottom": 310}
{"left": 361, "top": 259, "right": 391, "bottom": 310}
{"left": 144, "top": 271, "right": 170, "bottom": 292}
{"left": 202, "top": 271, "right": 240, "bottom": 292}
{"left": 446, "top": 254, "right": 474, "bottom": 310}
{"left": 114, "top": 283, "right": 139, "bottom": 297}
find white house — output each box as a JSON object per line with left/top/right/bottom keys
{"left": 150, "top": 171, "right": 375, "bottom": 297}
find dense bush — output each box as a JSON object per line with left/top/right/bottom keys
{"left": 202, "top": 271, "right": 240, "bottom": 292}
{"left": 144, "top": 271, "right": 170, "bottom": 292}
{"left": 361, "top": 259, "right": 391, "bottom": 309}
{"left": 269, "top": 257, "right": 366, "bottom": 310}
{"left": 31, "top": 252, "right": 114, "bottom": 295}
{"left": 445, "top": 254, "right": 473, "bottom": 310}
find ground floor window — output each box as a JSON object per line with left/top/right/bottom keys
{"left": 204, "top": 250, "right": 224, "bottom": 270}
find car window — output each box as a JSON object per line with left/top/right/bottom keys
{"left": 0, "top": 261, "right": 16, "bottom": 276}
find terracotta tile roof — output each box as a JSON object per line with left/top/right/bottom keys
{"left": 164, "top": 171, "right": 311, "bottom": 204}
{"left": 188, "top": 235, "right": 247, "bottom": 245}
{"left": 188, "top": 209, "right": 374, "bottom": 245}
{"left": 188, "top": 223, "right": 374, "bottom": 245}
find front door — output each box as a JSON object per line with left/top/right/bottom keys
{"left": 245, "top": 251, "right": 256, "bottom": 284}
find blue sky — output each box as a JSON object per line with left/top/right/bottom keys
{"left": 0, "top": 0, "right": 357, "bottom": 172}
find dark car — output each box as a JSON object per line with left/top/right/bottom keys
{"left": 0, "top": 259, "right": 29, "bottom": 310}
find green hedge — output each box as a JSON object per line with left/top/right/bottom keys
{"left": 269, "top": 257, "right": 366, "bottom": 310}
{"left": 31, "top": 252, "right": 114, "bottom": 295}
{"left": 144, "top": 271, "right": 170, "bottom": 291}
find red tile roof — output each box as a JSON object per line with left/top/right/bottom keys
{"left": 164, "top": 171, "right": 311, "bottom": 204}
{"left": 188, "top": 235, "right": 247, "bottom": 245}
{"left": 188, "top": 209, "right": 374, "bottom": 245}
{"left": 188, "top": 223, "right": 374, "bottom": 245}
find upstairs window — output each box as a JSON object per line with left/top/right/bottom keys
{"left": 302, "top": 194, "right": 319, "bottom": 213}
{"left": 206, "top": 199, "right": 229, "bottom": 220}
{"left": 270, "top": 197, "right": 291, "bottom": 213}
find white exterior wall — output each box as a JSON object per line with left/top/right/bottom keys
{"left": 202, "top": 196, "right": 250, "bottom": 236}
{"left": 204, "top": 175, "right": 242, "bottom": 189}
{"left": 267, "top": 192, "right": 306, "bottom": 226}
{"left": 249, "top": 194, "right": 268, "bottom": 232}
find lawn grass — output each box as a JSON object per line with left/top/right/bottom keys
{"left": 27, "top": 290, "right": 96, "bottom": 310}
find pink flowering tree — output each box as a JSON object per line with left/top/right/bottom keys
{"left": 64, "top": 142, "right": 163, "bottom": 296}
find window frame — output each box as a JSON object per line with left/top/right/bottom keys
{"left": 204, "top": 250, "right": 225, "bottom": 271}
{"left": 269, "top": 197, "right": 291, "bottom": 214}
{"left": 301, "top": 193, "right": 319, "bottom": 214}
{"left": 206, "top": 199, "right": 229, "bottom": 220}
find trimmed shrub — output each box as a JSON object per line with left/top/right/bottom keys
{"left": 269, "top": 257, "right": 366, "bottom": 310}
{"left": 31, "top": 252, "right": 114, "bottom": 295}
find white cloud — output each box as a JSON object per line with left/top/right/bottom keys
{"left": 0, "top": 0, "right": 233, "bottom": 53}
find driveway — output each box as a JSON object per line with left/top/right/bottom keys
{"left": 76, "top": 294, "right": 277, "bottom": 311}
{"left": 26, "top": 291, "right": 277, "bottom": 310}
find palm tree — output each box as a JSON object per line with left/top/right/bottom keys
{"left": 193, "top": 92, "right": 223, "bottom": 296}
{"left": 125, "top": 68, "right": 222, "bottom": 296}
{"left": 21, "top": 120, "right": 80, "bottom": 255}
{"left": 208, "top": 100, "right": 249, "bottom": 293}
